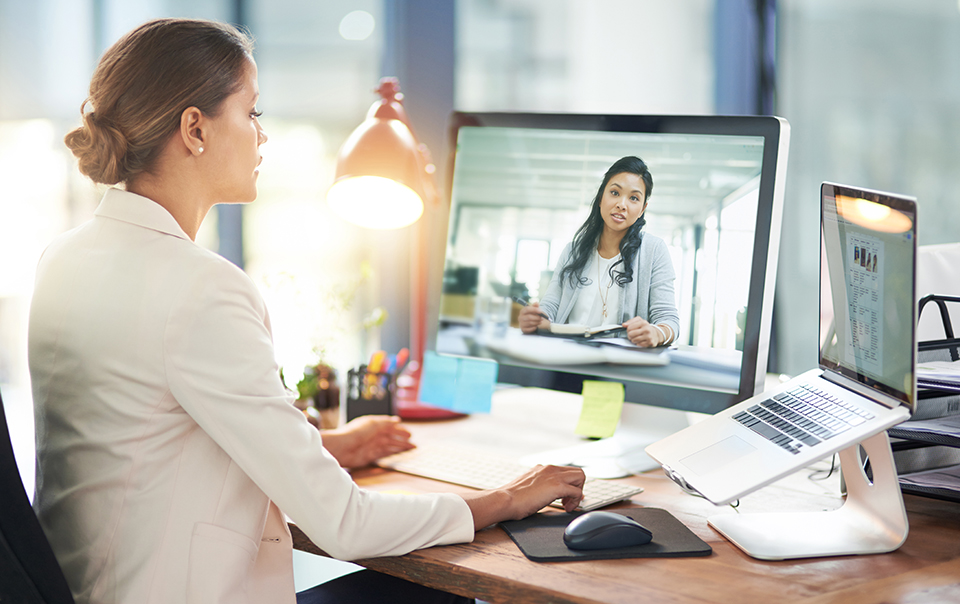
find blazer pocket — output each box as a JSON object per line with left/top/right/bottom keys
{"left": 186, "top": 522, "right": 259, "bottom": 604}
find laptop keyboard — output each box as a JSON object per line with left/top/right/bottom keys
{"left": 377, "top": 444, "right": 644, "bottom": 512}
{"left": 733, "top": 384, "right": 876, "bottom": 455}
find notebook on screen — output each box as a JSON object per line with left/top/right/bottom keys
{"left": 646, "top": 182, "right": 917, "bottom": 505}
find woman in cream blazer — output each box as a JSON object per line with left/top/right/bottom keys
{"left": 29, "top": 19, "right": 583, "bottom": 604}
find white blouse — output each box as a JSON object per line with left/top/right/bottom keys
{"left": 568, "top": 251, "right": 622, "bottom": 327}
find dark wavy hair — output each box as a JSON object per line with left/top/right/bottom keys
{"left": 558, "top": 156, "right": 653, "bottom": 287}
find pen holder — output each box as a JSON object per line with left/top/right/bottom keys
{"left": 345, "top": 366, "right": 395, "bottom": 422}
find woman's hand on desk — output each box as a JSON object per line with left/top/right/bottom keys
{"left": 321, "top": 415, "right": 415, "bottom": 469}
{"left": 623, "top": 316, "right": 665, "bottom": 347}
{"left": 460, "top": 465, "right": 585, "bottom": 530}
{"left": 518, "top": 302, "right": 551, "bottom": 334}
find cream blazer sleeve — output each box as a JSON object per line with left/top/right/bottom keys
{"left": 164, "top": 258, "right": 474, "bottom": 561}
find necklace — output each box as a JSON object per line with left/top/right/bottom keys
{"left": 597, "top": 251, "right": 614, "bottom": 320}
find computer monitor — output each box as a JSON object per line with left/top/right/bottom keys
{"left": 433, "top": 113, "right": 790, "bottom": 473}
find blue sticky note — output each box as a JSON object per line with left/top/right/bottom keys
{"left": 418, "top": 351, "right": 458, "bottom": 407}
{"left": 452, "top": 357, "right": 498, "bottom": 414}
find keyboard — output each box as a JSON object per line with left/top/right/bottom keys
{"left": 733, "top": 383, "right": 875, "bottom": 455}
{"left": 377, "top": 444, "right": 643, "bottom": 512}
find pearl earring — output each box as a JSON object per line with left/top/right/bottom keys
{"left": 198, "top": 147, "right": 204, "bottom": 154}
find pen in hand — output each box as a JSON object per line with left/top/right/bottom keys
{"left": 512, "top": 296, "right": 550, "bottom": 319}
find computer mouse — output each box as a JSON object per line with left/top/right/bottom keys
{"left": 562, "top": 511, "right": 653, "bottom": 551}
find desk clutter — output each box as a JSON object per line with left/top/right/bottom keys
{"left": 292, "top": 362, "right": 341, "bottom": 429}
{"left": 345, "top": 349, "right": 408, "bottom": 422}
{"left": 500, "top": 508, "right": 711, "bottom": 563}
{"left": 889, "top": 294, "right": 960, "bottom": 503}
{"left": 891, "top": 418, "right": 960, "bottom": 502}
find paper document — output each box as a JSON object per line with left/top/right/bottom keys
{"left": 900, "top": 464, "right": 960, "bottom": 492}
{"left": 917, "top": 360, "right": 960, "bottom": 386}
{"left": 589, "top": 337, "right": 650, "bottom": 350}
{"left": 918, "top": 382, "right": 960, "bottom": 394}
{"left": 482, "top": 333, "right": 669, "bottom": 366}
{"left": 891, "top": 415, "right": 960, "bottom": 439}
{"left": 549, "top": 323, "right": 624, "bottom": 337}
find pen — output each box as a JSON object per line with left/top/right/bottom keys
{"left": 512, "top": 296, "right": 549, "bottom": 319}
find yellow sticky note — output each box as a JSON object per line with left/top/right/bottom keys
{"left": 574, "top": 381, "right": 624, "bottom": 438}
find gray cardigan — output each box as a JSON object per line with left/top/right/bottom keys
{"left": 539, "top": 232, "right": 680, "bottom": 339}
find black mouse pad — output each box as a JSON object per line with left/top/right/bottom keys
{"left": 499, "top": 508, "right": 711, "bottom": 562}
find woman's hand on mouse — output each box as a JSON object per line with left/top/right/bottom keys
{"left": 460, "top": 465, "right": 585, "bottom": 530}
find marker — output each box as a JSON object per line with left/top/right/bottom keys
{"left": 395, "top": 348, "right": 410, "bottom": 372}
{"left": 368, "top": 350, "right": 386, "bottom": 374}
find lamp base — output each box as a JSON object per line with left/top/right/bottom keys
{"left": 394, "top": 362, "right": 466, "bottom": 420}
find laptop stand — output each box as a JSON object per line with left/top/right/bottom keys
{"left": 708, "top": 430, "right": 908, "bottom": 560}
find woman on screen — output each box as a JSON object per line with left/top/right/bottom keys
{"left": 28, "top": 18, "right": 583, "bottom": 604}
{"left": 518, "top": 156, "right": 680, "bottom": 348}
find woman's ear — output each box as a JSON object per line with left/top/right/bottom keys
{"left": 179, "top": 107, "right": 205, "bottom": 156}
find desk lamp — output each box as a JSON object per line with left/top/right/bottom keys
{"left": 327, "top": 77, "right": 459, "bottom": 419}
{"left": 327, "top": 78, "right": 432, "bottom": 229}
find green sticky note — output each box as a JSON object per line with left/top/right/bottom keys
{"left": 574, "top": 381, "right": 624, "bottom": 438}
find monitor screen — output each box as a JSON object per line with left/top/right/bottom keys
{"left": 434, "top": 113, "right": 789, "bottom": 415}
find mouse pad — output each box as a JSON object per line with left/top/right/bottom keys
{"left": 499, "top": 508, "right": 711, "bottom": 562}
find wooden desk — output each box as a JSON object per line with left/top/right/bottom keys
{"left": 292, "top": 388, "right": 960, "bottom": 604}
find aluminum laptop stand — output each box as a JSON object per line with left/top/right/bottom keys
{"left": 708, "top": 430, "right": 908, "bottom": 560}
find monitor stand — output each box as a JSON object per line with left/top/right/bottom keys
{"left": 708, "top": 430, "right": 909, "bottom": 560}
{"left": 519, "top": 402, "right": 693, "bottom": 479}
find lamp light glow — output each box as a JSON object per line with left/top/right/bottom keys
{"left": 836, "top": 195, "right": 912, "bottom": 233}
{"left": 326, "top": 78, "right": 431, "bottom": 230}
{"left": 854, "top": 198, "right": 891, "bottom": 222}
{"left": 327, "top": 175, "right": 423, "bottom": 229}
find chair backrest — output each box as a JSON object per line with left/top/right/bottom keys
{"left": 918, "top": 242, "right": 960, "bottom": 341}
{"left": 0, "top": 387, "right": 75, "bottom": 603}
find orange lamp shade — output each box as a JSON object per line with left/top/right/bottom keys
{"left": 327, "top": 78, "right": 428, "bottom": 230}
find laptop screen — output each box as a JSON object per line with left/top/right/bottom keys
{"left": 819, "top": 182, "right": 917, "bottom": 407}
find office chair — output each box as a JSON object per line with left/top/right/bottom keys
{"left": 0, "top": 386, "right": 75, "bottom": 603}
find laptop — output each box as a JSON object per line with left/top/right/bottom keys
{"left": 646, "top": 182, "right": 917, "bottom": 505}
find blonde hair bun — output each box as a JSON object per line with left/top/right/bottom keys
{"left": 64, "top": 18, "right": 254, "bottom": 186}
{"left": 64, "top": 106, "right": 130, "bottom": 185}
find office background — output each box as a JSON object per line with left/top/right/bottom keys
{"left": 2, "top": 0, "right": 960, "bottom": 498}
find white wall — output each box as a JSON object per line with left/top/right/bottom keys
{"left": 457, "top": 0, "right": 714, "bottom": 114}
